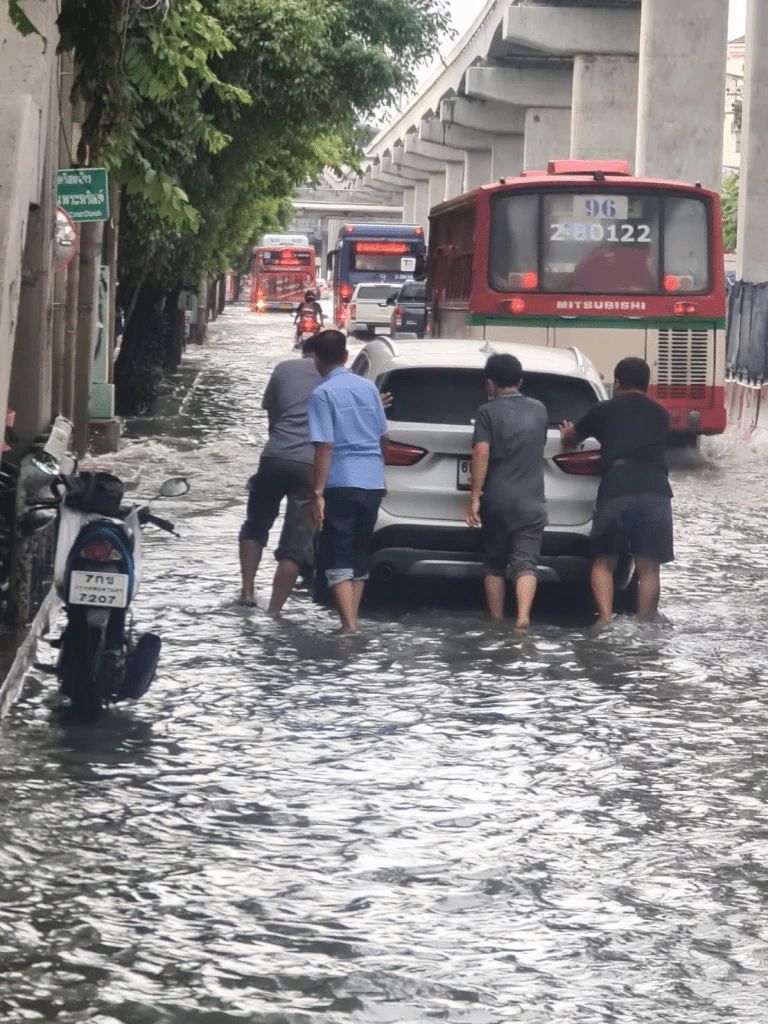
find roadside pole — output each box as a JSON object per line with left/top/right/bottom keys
{"left": 73, "top": 221, "right": 104, "bottom": 455}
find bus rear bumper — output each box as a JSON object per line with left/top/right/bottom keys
{"left": 648, "top": 386, "right": 726, "bottom": 435}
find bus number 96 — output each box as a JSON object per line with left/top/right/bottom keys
{"left": 585, "top": 198, "right": 616, "bottom": 218}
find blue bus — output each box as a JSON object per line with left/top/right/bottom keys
{"left": 327, "top": 223, "right": 426, "bottom": 328}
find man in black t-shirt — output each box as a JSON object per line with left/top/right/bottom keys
{"left": 559, "top": 356, "right": 673, "bottom": 624}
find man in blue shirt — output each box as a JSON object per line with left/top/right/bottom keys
{"left": 307, "top": 330, "right": 389, "bottom": 632}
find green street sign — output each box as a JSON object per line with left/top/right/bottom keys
{"left": 56, "top": 168, "right": 109, "bottom": 222}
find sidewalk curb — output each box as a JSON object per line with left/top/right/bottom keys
{"left": 0, "top": 587, "right": 61, "bottom": 719}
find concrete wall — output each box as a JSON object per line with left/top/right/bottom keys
{"left": 0, "top": 0, "right": 59, "bottom": 450}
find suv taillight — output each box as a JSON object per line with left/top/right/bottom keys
{"left": 384, "top": 441, "right": 427, "bottom": 467}
{"left": 552, "top": 450, "right": 600, "bottom": 475}
{"left": 393, "top": 307, "right": 402, "bottom": 329}
{"left": 349, "top": 303, "right": 356, "bottom": 320}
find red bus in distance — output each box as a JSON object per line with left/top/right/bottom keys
{"left": 250, "top": 241, "right": 316, "bottom": 312}
{"left": 427, "top": 160, "right": 726, "bottom": 440}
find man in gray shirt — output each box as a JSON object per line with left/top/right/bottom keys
{"left": 466, "top": 354, "right": 548, "bottom": 629}
{"left": 239, "top": 341, "right": 321, "bottom": 612}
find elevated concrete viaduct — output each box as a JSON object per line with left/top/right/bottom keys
{"left": 346, "top": 0, "right": 733, "bottom": 237}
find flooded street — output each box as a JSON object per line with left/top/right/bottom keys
{"left": 4, "top": 304, "right": 768, "bottom": 1023}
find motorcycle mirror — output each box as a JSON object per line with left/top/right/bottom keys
{"left": 157, "top": 476, "right": 190, "bottom": 498}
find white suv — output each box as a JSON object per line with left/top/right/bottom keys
{"left": 350, "top": 337, "right": 612, "bottom": 587}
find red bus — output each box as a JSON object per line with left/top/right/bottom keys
{"left": 427, "top": 160, "right": 726, "bottom": 439}
{"left": 250, "top": 236, "right": 316, "bottom": 312}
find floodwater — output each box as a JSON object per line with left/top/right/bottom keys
{"left": 2, "top": 305, "right": 768, "bottom": 1023}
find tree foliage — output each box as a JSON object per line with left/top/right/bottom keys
{"left": 55, "top": 0, "right": 452, "bottom": 408}
{"left": 722, "top": 173, "right": 739, "bottom": 253}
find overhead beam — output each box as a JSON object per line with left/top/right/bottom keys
{"left": 465, "top": 65, "right": 572, "bottom": 109}
{"left": 440, "top": 97, "right": 525, "bottom": 135}
{"left": 503, "top": 3, "right": 640, "bottom": 56}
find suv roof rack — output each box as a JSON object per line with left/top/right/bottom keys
{"left": 567, "top": 346, "right": 585, "bottom": 367}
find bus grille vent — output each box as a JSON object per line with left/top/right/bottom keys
{"left": 657, "top": 329, "right": 709, "bottom": 401}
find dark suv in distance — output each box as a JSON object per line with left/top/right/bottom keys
{"left": 387, "top": 279, "right": 426, "bottom": 338}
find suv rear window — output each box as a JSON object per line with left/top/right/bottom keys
{"left": 378, "top": 367, "right": 599, "bottom": 426}
{"left": 355, "top": 285, "right": 398, "bottom": 300}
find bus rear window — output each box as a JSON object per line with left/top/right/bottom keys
{"left": 378, "top": 368, "right": 599, "bottom": 426}
{"left": 351, "top": 241, "right": 421, "bottom": 274}
{"left": 489, "top": 192, "right": 710, "bottom": 295}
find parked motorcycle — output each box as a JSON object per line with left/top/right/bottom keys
{"left": 31, "top": 468, "right": 189, "bottom": 723}
{"left": 294, "top": 312, "right": 321, "bottom": 350}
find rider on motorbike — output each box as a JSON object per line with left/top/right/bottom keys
{"left": 294, "top": 290, "right": 324, "bottom": 345}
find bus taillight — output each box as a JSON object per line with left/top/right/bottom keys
{"left": 339, "top": 283, "right": 352, "bottom": 299}
{"left": 663, "top": 275, "right": 679, "bottom": 292}
{"left": 507, "top": 272, "right": 538, "bottom": 290}
{"left": 552, "top": 451, "right": 601, "bottom": 476}
{"left": 673, "top": 302, "right": 698, "bottom": 315}
{"left": 507, "top": 298, "right": 526, "bottom": 313}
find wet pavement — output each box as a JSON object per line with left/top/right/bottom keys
{"left": 2, "top": 304, "right": 768, "bottom": 1023}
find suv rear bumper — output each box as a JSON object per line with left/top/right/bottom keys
{"left": 369, "top": 524, "right": 594, "bottom": 585}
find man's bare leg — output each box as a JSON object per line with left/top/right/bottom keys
{"left": 484, "top": 574, "right": 505, "bottom": 621}
{"left": 634, "top": 556, "right": 661, "bottom": 620}
{"left": 514, "top": 574, "right": 537, "bottom": 630}
{"left": 332, "top": 579, "right": 358, "bottom": 632}
{"left": 591, "top": 555, "right": 618, "bottom": 623}
{"left": 351, "top": 579, "right": 365, "bottom": 621}
{"left": 239, "top": 539, "right": 263, "bottom": 603}
{"left": 267, "top": 559, "right": 301, "bottom": 616}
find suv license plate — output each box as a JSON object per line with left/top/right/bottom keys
{"left": 457, "top": 458, "right": 471, "bottom": 491}
{"left": 69, "top": 570, "right": 129, "bottom": 608}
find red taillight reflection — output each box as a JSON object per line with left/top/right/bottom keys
{"left": 384, "top": 441, "right": 427, "bottom": 467}
{"left": 80, "top": 540, "right": 115, "bottom": 561}
{"left": 673, "top": 301, "right": 698, "bottom": 315}
{"left": 552, "top": 450, "right": 601, "bottom": 476}
{"left": 339, "top": 283, "right": 352, "bottom": 299}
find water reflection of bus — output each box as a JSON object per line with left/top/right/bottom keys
{"left": 250, "top": 234, "right": 316, "bottom": 312}
{"left": 427, "top": 160, "right": 726, "bottom": 440}
{"left": 327, "top": 223, "right": 426, "bottom": 329}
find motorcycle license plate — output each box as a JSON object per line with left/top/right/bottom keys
{"left": 69, "top": 570, "right": 129, "bottom": 608}
{"left": 457, "top": 458, "right": 471, "bottom": 491}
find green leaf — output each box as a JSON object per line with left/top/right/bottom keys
{"left": 9, "top": 0, "right": 46, "bottom": 50}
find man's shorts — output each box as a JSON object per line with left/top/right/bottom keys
{"left": 590, "top": 493, "right": 674, "bottom": 564}
{"left": 318, "top": 487, "right": 383, "bottom": 585}
{"left": 480, "top": 501, "right": 547, "bottom": 579}
{"left": 239, "top": 456, "right": 314, "bottom": 567}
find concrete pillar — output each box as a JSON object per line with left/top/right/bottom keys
{"left": 464, "top": 150, "right": 492, "bottom": 192}
{"left": 428, "top": 171, "right": 446, "bottom": 214}
{"left": 491, "top": 135, "right": 524, "bottom": 181}
{"left": 402, "top": 187, "right": 416, "bottom": 223}
{"left": 412, "top": 179, "right": 430, "bottom": 232}
{"left": 524, "top": 108, "right": 572, "bottom": 170}
{"left": 445, "top": 160, "right": 465, "bottom": 199}
{"left": 635, "top": 0, "right": 728, "bottom": 191}
{"left": 570, "top": 55, "right": 638, "bottom": 167}
{"left": 737, "top": 0, "right": 768, "bottom": 281}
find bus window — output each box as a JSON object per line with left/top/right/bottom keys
{"left": 542, "top": 193, "right": 661, "bottom": 294}
{"left": 488, "top": 193, "right": 539, "bottom": 292}
{"left": 663, "top": 197, "right": 709, "bottom": 292}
